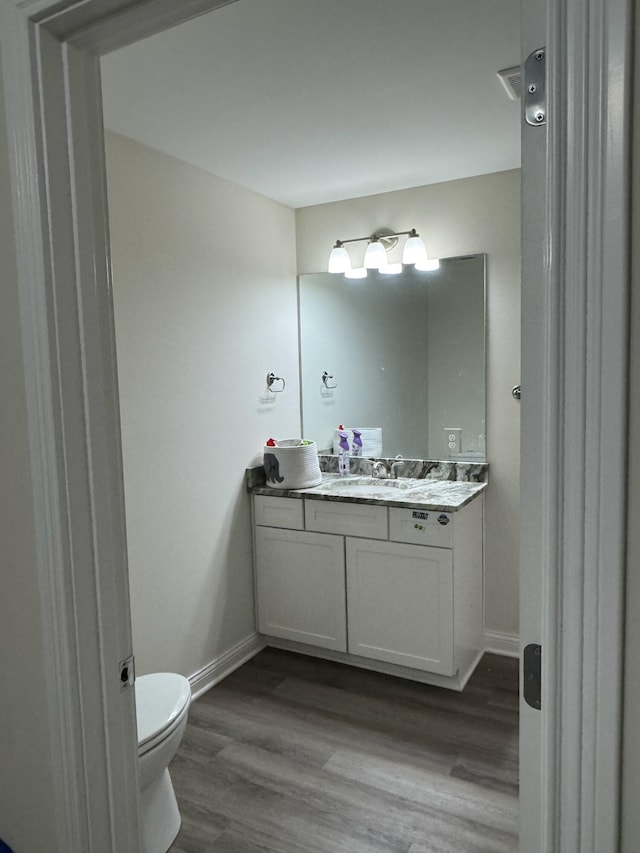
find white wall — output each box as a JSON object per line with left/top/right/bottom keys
{"left": 105, "top": 132, "right": 300, "bottom": 678}
{"left": 0, "top": 58, "right": 58, "bottom": 851}
{"left": 296, "top": 170, "right": 521, "bottom": 641}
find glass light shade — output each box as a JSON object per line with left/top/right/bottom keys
{"left": 364, "top": 240, "right": 388, "bottom": 269}
{"left": 328, "top": 245, "right": 351, "bottom": 273}
{"left": 379, "top": 263, "right": 403, "bottom": 275}
{"left": 344, "top": 267, "right": 368, "bottom": 279}
{"left": 415, "top": 258, "right": 440, "bottom": 271}
{"left": 402, "top": 234, "right": 428, "bottom": 265}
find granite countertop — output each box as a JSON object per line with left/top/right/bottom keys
{"left": 252, "top": 472, "right": 487, "bottom": 513}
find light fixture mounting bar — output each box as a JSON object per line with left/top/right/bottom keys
{"left": 333, "top": 228, "right": 417, "bottom": 247}
{"left": 334, "top": 235, "right": 375, "bottom": 247}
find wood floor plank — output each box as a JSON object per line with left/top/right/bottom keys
{"left": 186, "top": 692, "right": 338, "bottom": 769}
{"left": 170, "top": 649, "right": 519, "bottom": 852}
{"left": 407, "top": 835, "right": 515, "bottom": 853}
{"left": 209, "top": 738, "right": 515, "bottom": 852}
{"left": 450, "top": 755, "right": 518, "bottom": 797}
{"left": 189, "top": 683, "right": 457, "bottom": 779}
{"left": 170, "top": 808, "right": 227, "bottom": 853}
{"left": 173, "top": 739, "right": 413, "bottom": 852}
{"left": 174, "top": 723, "right": 234, "bottom": 767}
{"left": 231, "top": 651, "right": 517, "bottom": 724}
{"left": 322, "top": 749, "right": 518, "bottom": 833}
{"left": 270, "top": 676, "right": 517, "bottom": 767}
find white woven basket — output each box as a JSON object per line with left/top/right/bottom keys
{"left": 263, "top": 440, "right": 322, "bottom": 489}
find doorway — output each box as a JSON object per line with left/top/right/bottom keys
{"left": 100, "top": 0, "right": 521, "bottom": 701}
{"left": 101, "top": 3, "right": 521, "bottom": 843}
{"left": 0, "top": 0, "right": 630, "bottom": 850}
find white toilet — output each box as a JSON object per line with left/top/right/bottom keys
{"left": 135, "top": 672, "right": 191, "bottom": 853}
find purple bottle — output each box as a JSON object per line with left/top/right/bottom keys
{"left": 338, "top": 427, "right": 350, "bottom": 476}
{"left": 351, "top": 429, "right": 363, "bottom": 457}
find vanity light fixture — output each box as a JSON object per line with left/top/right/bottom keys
{"left": 363, "top": 239, "right": 388, "bottom": 269}
{"left": 402, "top": 231, "right": 428, "bottom": 265}
{"left": 327, "top": 228, "right": 438, "bottom": 275}
{"left": 327, "top": 243, "right": 351, "bottom": 273}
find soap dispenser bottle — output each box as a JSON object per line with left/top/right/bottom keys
{"left": 337, "top": 426, "right": 350, "bottom": 476}
{"left": 351, "top": 429, "right": 363, "bottom": 457}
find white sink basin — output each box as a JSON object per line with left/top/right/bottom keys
{"left": 320, "top": 476, "right": 425, "bottom": 493}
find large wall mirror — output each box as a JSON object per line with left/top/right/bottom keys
{"left": 299, "top": 255, "right": 486, "bottom": 461}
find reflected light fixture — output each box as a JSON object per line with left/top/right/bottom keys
{"left": 327, "top": 228, "right": 438, "bottom": 276}
{"left": 415, "top": 258, "right": 440, "bottom": 271}
{"left": 344, "top": 267, "right": 368, "bottom": 279}
{"left": 379, "top": 263, "right": 403, "bottom": 275}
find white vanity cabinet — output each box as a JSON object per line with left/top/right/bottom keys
{"left": 254, "top": 498, "right": 347, "bottom": 652}
{"left": 346, "top": 538, "right": 454, "bottom": 675}
{"left": 253, "top": 490, "right": 484, "bottom": 690}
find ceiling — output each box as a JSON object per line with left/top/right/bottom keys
{"left": 100, "top": 0, "right": 521, "bottom": 209}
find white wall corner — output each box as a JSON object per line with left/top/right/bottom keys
{"left": 484, "top": 629, "right": 520, "bottom": 658}
{"left": 189, "top": 633, "right": 266, "bottom": 700}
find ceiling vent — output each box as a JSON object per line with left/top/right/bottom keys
{"left": 497, "top": 65, "right": 522, "bottom": 100}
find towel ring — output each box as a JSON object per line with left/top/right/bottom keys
{"left": 266, "top": 372, "right": 286, "bottom": 392}
{"left": 321, "top": 370, "right": 337, "bottom": 389}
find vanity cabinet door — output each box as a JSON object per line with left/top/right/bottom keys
{"left": 255, "top": 527, "right": 346, "bottom": 652}
{"left": 346, "top": 539, "right": 454, "bottom": 676}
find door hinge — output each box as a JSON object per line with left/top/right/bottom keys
{"left": 523, "top": 643, "right": 542, "bottom": 709}
{"left": 524, "top": 48, "right": 546, "bottom": 126}
{"left": 119, "top": 654, "right": 135, "bottom": 690}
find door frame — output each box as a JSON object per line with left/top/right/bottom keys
{"left": 519, "top": 1, "right": 631, "bottom": 851}
{"left": 0, "top": 0, "right": 631, "bottom": 850}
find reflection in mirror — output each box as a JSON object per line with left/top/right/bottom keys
{"left": 299, "top": 255, "right": 486, "bottom": 461}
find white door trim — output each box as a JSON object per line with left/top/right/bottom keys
{"left": 520, "top": 1, "right": 631, "bottom": 851}
{"left": 0, "top": 1, "right": 235, "bottom": 849}
{"left": 553, "top": 4, "right": 630, "bottom": 849}
{"left": 0, "top": 0, "right": 631, "bottom": 850}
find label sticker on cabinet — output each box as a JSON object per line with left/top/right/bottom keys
{"left": 412, "top": 511, "right": 429, "bottom": 520}
{"left": 437, "top": 514, "right": 451, "bottom": 525}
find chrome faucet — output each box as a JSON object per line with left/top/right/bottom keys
{"left": 371, "top": 460, "right": 388, "bottom": 479}
{"left": 390, "top": 458, "right": 405, "bottom": 479}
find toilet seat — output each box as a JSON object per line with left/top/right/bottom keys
{"left": 136, "top": 672, "right": 191, "bottom": 756}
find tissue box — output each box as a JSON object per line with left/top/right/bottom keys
{"left": 263, "top": 439, "right": 322, "bottom": 489}
{"left": 332, "top": 428, "right": 383, "bottom": 457}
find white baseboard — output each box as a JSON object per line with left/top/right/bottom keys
{"left": 484, "top": 629, "right": 520, "bottom": 658}
{"left": 188, "top": 633, "right": 266, "bottom": 700}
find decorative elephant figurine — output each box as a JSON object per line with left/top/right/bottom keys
{"left": 264, "top": 452, "right": 284, "bottom": 484}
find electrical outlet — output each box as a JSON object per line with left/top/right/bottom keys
{"left": 444, "top": 427, "right": 462, "bottom": 455}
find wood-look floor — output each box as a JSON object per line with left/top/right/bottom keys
{"left": 169, "top": 649, "right": 519, "bottom": 853}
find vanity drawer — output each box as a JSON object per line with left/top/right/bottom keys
{"left": 389, "top": 507, "right": 453, "bottom": 548}
{"left": 254, "top": 495, "right": 304, "bottom": 530}
{"left": 304, "top": 500, "right": 388, "bottom": 539}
